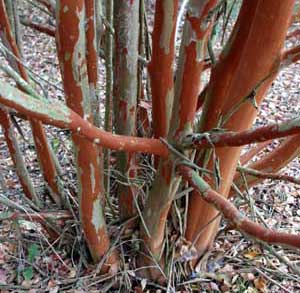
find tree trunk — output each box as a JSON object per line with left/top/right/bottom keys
{"left": 139, "top": 0, "right": 217, "bottom": 280}
{"left": 113, "top": 0, "right": 139, "bottom": 221}
{"left": 56, "top": 0, "right": 117, "bottom": 271}
{"left": 0, "top": 0, "right": 62, "bottom": 206}
{"left": 186, "top": 0, "right": 295, "bottom": 259}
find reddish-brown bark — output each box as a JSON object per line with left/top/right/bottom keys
{"left": 0, "top": 107, "right": 39, "bottom": 204}
{"left": 233, "top": 135, "right": 300, "bottom": 193}
{"left": 85, "top": 0, "right": 100, "bottom": 126}
{"left": 240, "top": 141, "right": 270, "bottom": 165}
{"left": 0, "top": 83, "right": 169, "bottom": 158}
{"left": 20, "top": 18, "right": 55, "bottom": 37}
{"left": 1, "top": 0, "right": 300, "bottom": 279}
{"left": 85, "top": 0, "right": 97, "bottom": 83}
{"left": 139, "top": 0, "right": 218, "bottom": 280}
{"left": 0, "top": 0, "right": 61, "bottom": 206}
{"left": 179, "top": 165, "right": 300, "bottom": 249}
{"left": 182, "top": 117, "right": 300, "bottom": 149}
{"left": 186, "top": 0, "right": 295, "bottom": 258}
{"left": 170, "top": 0, "right": 217, "bottom": 142}
{"left": 56, "top": 0, "right": 117, "bottom": 270}
{"left": 148, "top": 0, "right": 178, "bottom": 140}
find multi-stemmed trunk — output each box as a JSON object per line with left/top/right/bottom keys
{"left": 0, "top": 0, "right": 299, "bottom": 285}
{"left": 186, "top": 0, "right": 295, "bottom": 259}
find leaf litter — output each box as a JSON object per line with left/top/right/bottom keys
{"left": 0, "top": 1, "right": 300, "bottom": 292}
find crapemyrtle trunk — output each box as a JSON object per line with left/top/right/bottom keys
{"left": 0, "top": 107, "right": 41, "bottom": 207}
{"left": 139, "top": 0, "right": 218, "bottom": 280}
{"left": 56, "top": 0, "right": 117, "bottom": 271}
{"left": 0, "top": 0, "right": 62, "bottom": 206}
{"left": 186, "top": 0, "right": 295, "bottom": 259}
{"left": 137, "top": 0, "right": 178, "bottom": 280}
{"left": 113, "top": 0, "right": 139, "bottom": 221}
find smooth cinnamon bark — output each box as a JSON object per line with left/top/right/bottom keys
{"left": 0, "top": 107, "right": 40, "bottom": 206}
{"left": 0, "top": 0, "right": 62, "bottom": 206}
{"left": 240, "top": 141, "right": 270, "bottom": 165}
{"left": 179, "top": 165, "right": 300, "bottom": 249}
{"left": 20, "top": 18, "right": 55, "bottom": 37}
{"left": 186, "top": 0, "right": 295, "bottom": 258}
{"left": 233, "top": 135, "right": 300, "bottom": 193}
{"left": 139, "top": 0, "right": 218, "bottom": 280}
{"left": 56, "top": 0, "right": 117, "bottom": 271}
{"left": 148, "top": 0, "right": 178, "bottom": 140}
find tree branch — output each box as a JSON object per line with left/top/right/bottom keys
{"left": 20, "top": 17, "right": 55, "bottom": 37}
{"left": 178, "top": 165, "right": 300, "bottom": 249}
{"left": 240, "top": 141, "right": 270, "bottom": 165}
{"left": 0, "top": 80, "right": 169, "bottom": 157}
{"left": 281, "top": 45, "right": 300, "bottom": 68}
{"left": 232, "top": 135, "right": 300, "bottom": 194}
{"left": 237, "top": 166, "right": 300, "bottom": 185}
{"left": 286, "top": 29, "right": 300, "bottom": 40}
{"left": 35, "top": 0, "right": 55, "bottom": 15}
{"left": 181, "top": 117, "right": 300, "bottom": 149}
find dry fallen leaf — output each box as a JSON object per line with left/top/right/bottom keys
{"left": 254, "top": 276, "right": 267, "bottom": 293}
{"left": 243, "top": 246, "right": 262, "bottom": 260}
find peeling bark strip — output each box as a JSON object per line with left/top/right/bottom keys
{"left": 179, "top": 165, "right": 300, "bottom": 249}
{"left": 0, "top": 81, "right": 169, "bottom": 157}
{"left": 113, "top": 0, "right": 139, "bottom": 220}
{"left": 85, "top": 0, "right": 100, "bottom": 127}
{"left": 139, "top": 0, "right": 218, "bottom": 279}
{"left": 56, "top": 0, "right": 116, "bottom": 268}
{"left": 0, "top": 107, "right": 40, "bottom": 206}
{"left": 186, "top": 0, "right": 295, "bottom": 256}
{"left": 181, "top": 117, "right": 300, "bottom": 149}
{"left": 170, "top": 0, "right": 218, "bottom": 141}
{"left": 148, "top": 0, "right": 178, "bottom": 139}
{"left": 0, "top": 0, "right": 62, "bottom": 206}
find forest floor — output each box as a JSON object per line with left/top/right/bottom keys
{"left": 0, "top": 2, "right": 300, "bottom": 292}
